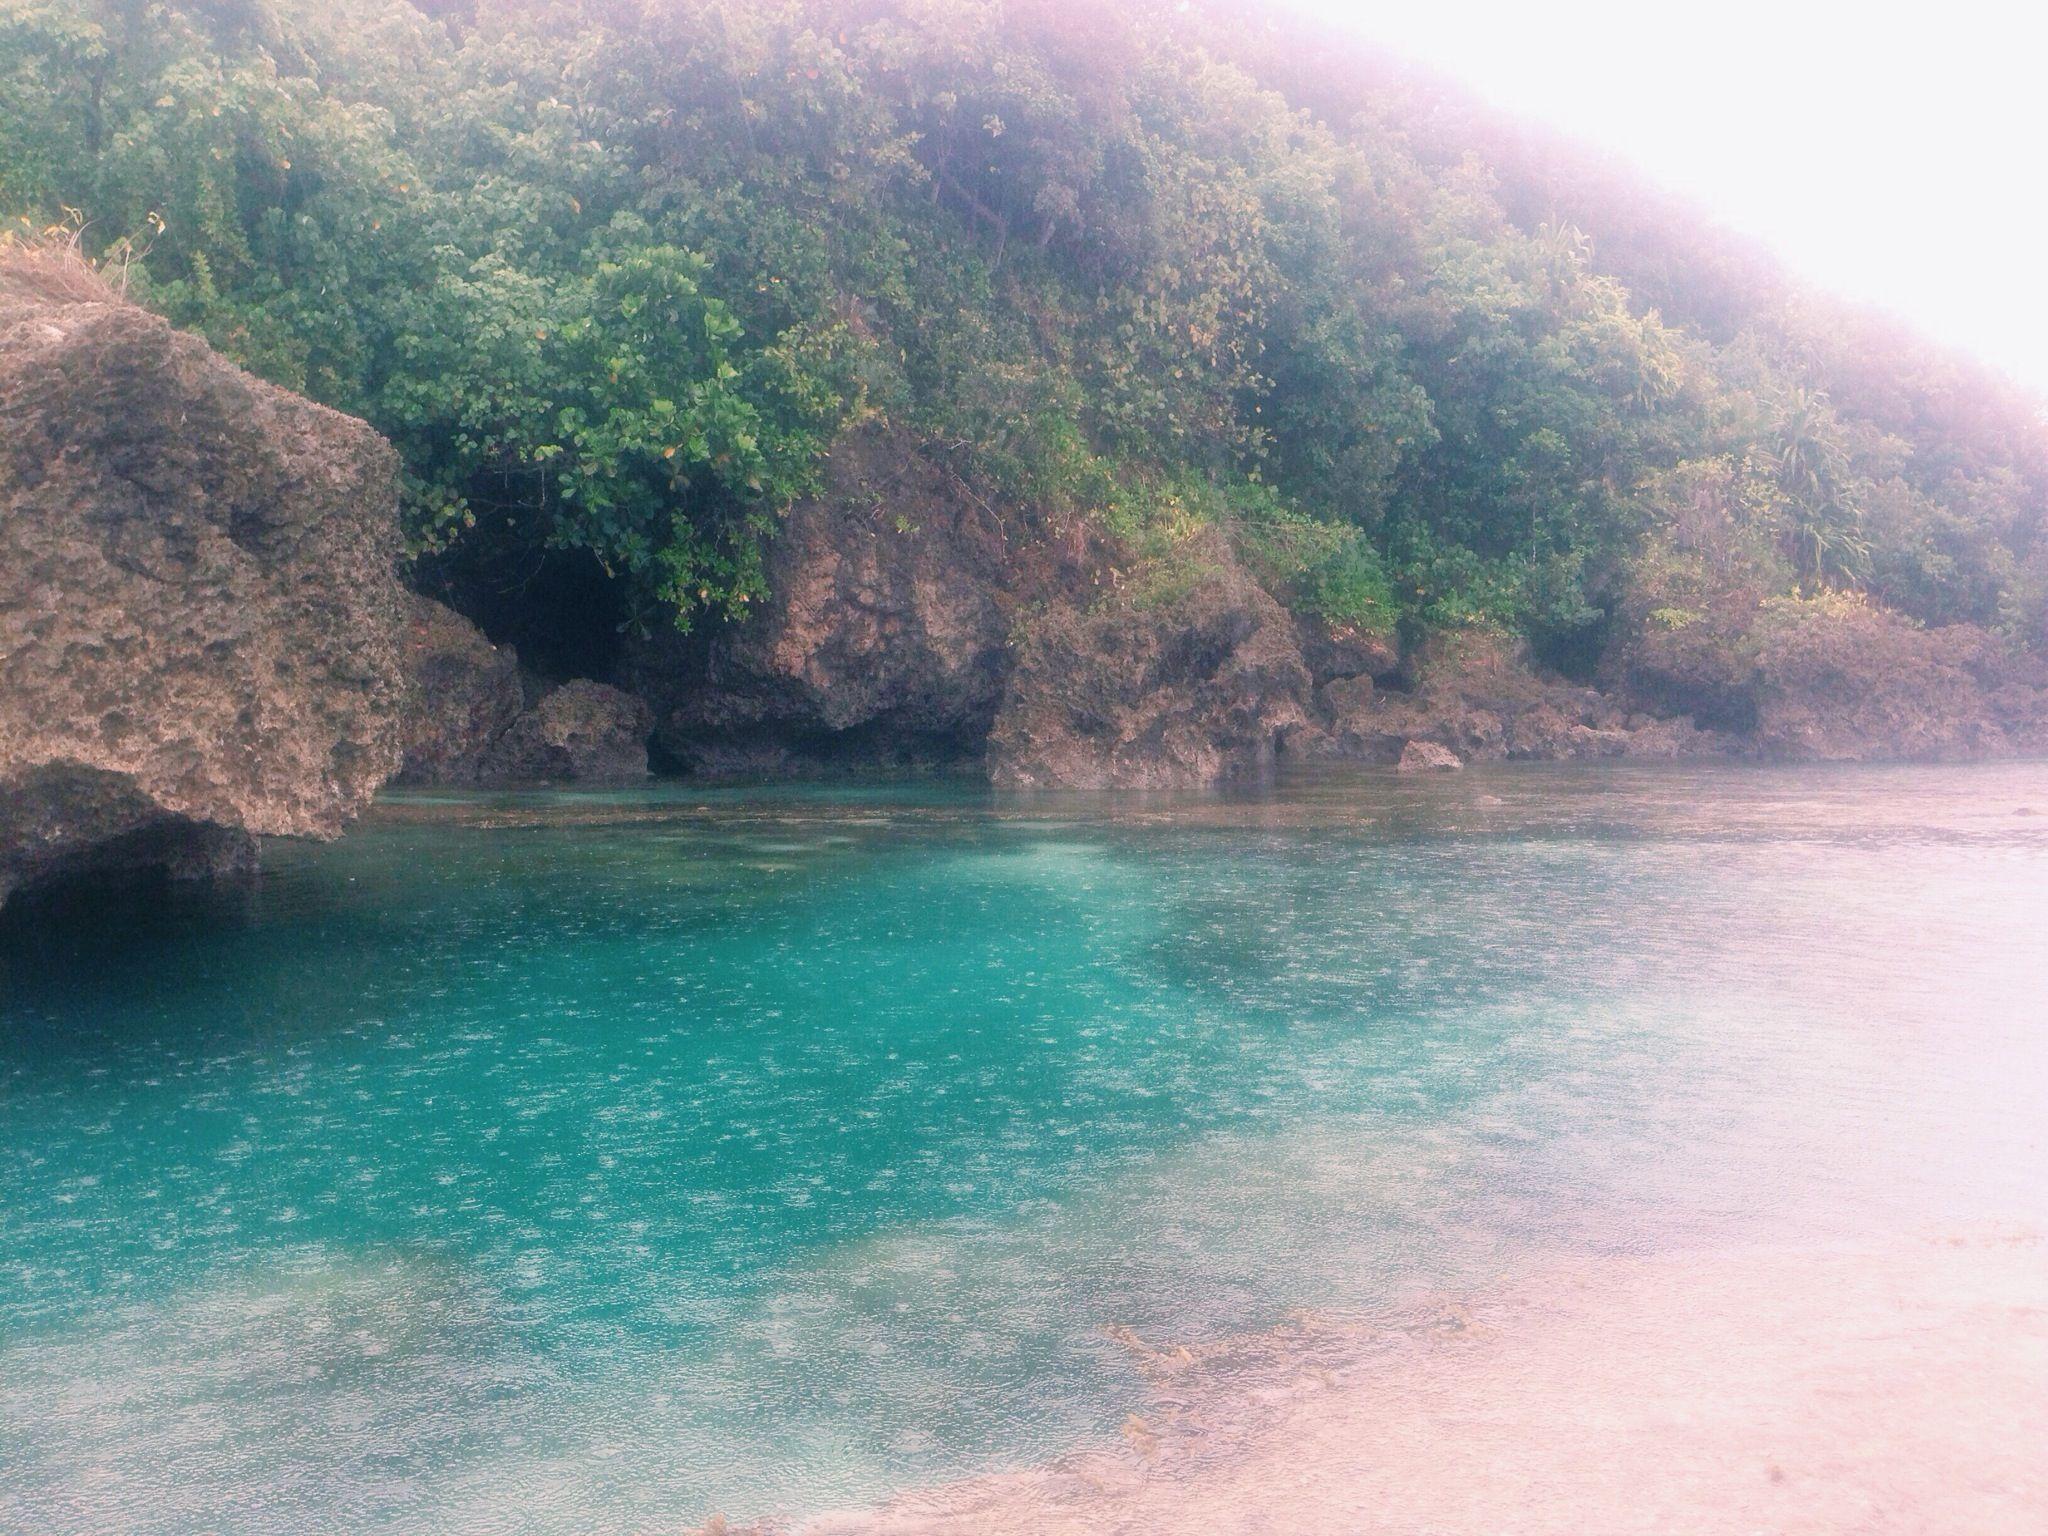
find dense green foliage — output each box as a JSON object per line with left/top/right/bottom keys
{"left": 5, "top": 0, "right": 2043, "bottom": 656}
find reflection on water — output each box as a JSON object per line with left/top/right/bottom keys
{"left": 3, "top": 762, "right": 2047, "bottom": 1532}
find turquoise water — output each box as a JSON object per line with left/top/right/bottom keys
{"left": 4, "top": 764, "right": 2047, "bottom": 1532}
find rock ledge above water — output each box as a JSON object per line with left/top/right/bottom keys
{"left": 0, "top": 249, "right": 405, "bottom": 906}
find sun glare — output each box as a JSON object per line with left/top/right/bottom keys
{"left": 1285, "top": 0, "right": 2048, "bottom": 395}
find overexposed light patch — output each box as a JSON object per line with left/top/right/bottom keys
{"left": 1278, "top": 0, "right": 2048, "bottom": 396}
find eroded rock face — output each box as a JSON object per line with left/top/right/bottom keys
{"left": 1396, "top": 740, "right": 1462, "bottom": 773}
{"left": 1293, "top": 616, "right": 1400, "bottom": 693}
{"left": 633, "top": 446, "right": 1340, "bottom": 789}
{"left": 617, "top": 426, "right": 2048, "bottom": 787}
{"left": 1303, "top": 628, "right": 1732, "bottom": 769}
{"left": 479, "top": 681, "right": 652, "bottom": 785}
{"left": 1616, "top": 597, "right": 2048, "bottom": 762}
{"left": 989, "top": 536, "right": 1315, "bottom": 789}
{"left": 394, "top": 593, "right": 653, "bottom": 785}
{"left": 631, "top": 429, "right": 1068, "bottom": 774}
{"left": 393, "top": 594, "right": 525, "bottom": 786}
{"left": 0, "top": 253, "right": 405, "bottom": 906}
{"left": 623, "top": 438, "right": 1738, "bottom": 790}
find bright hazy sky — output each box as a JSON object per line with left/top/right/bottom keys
{"left": 1281, "top": 0, "right": 2048, "bottom": 398}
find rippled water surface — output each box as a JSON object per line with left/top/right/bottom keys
{"left": 4, "top": 763, "right": 2047, "bottom": 1532}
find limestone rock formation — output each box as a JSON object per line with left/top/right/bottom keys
{"left": 1616, "top": 595, "right": 2048, "bottom": 762}
{"left": 625, "top": 436, "right": 1744, "bottom": 790}
{"left": 631, "top": 428, "right": 1093, "bottom": 774}
{"left": 988, "top": 535, "right": 1315, "bottom": 789}
{"left": 394, "top": 593, "right": 653, "bottom": 785}
{"left": 0, "top": 247, "right": 405, "bottom": 906}
{"left": 1293, "top": 615, "right": 1400, "bottom": 694}
{"left": 393, "top": 594, "right": 525, "bottom": 785}
{"left": 620, "top": 427, "right": 2048, "bottom": 788}
{"left": 479, "top": 681, "right": 652, "bottom": 785}
{"left": 1305, "top": 628, "right": 1730, "bottom": 768}
{"left": 1396, "top": 740, "right": 1463, "bottom": 773}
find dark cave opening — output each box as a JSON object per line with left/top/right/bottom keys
{"left": 415, "top": 546, "right": 631, "bottom": 685}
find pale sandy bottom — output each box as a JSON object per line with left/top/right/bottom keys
{"left": 796, "top": 1230, "right": 2048, "bottom": 1536}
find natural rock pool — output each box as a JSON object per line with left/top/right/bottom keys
{"left": 4, "top": 764, "right": 2046, "bottom": 1532}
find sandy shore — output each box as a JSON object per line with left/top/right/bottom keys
{"left": 795, "top": 1230, "right": 2048, "bottom": 1535}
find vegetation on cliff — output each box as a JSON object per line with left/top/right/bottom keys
{"left": 5, "top": 0, "right": 2043, "bottom": 675}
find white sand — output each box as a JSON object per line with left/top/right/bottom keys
{"left": 801, "top": 1230, "right": 2048, "bottom": 1535}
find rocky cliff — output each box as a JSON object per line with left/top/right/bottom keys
{"left": 0, "top": 247, "right": 406, "bottom": 906}
{"left": 626, "top": 428, "right": 1101, "bottom": 775}
{"left": 9, "top": 241, "right": 2038, "bottom": 865}
{"left": 608, "top": 436, "right": 2048, "bottom": 788}
{"left": 988, "top": 534, "right": 1316, "bottom": 789}
{"left": 1612, "top": 591, "right": 2048, "bottom": 763}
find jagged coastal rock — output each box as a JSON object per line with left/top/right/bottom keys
{"left": 1614, "top": 593, "right": 2048, "bottom": 762}
{"left": 1304, "top": 628, "right": 1732, "bottom": 769}
{"left": 393, "top": 594, "right": 526, "bottom": 785}
{"left": 479, "top": 681, "right": 653, "bottom": 785}
{"left": 396, "top": 596, "right": 651, "bottom": 785}
{"left": 1396, "top": 739, "right": 1464, "bottom": 773}
{"left": 0, "top": 251, "right": 405, "bottom": 907}
{"left": 617, "top": 442, "right": 1749, "bottom": 791}
{"left": 613, "top": 449, "right": 2048, "bottom": 788}
{"left": 8, "top": 259, "right": 2045, "bottom": 892}
{"left": 629, "top": 428, "right": 1097, "bottom": 775}
{"left": 988, "top": 535, "right": 1314, "bottom": 789}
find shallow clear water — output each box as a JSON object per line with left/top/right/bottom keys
{"left": 3, "top": 763, "right": 2046, "bottom": 1532}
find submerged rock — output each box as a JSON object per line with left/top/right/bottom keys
{"left": 0, "top": 247, "right": 404, "bottom": 906}
{"left": 1396, "top": 739, "right": 1463, "bottom": 773}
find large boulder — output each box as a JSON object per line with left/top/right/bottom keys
{"left": 1396, "top": 739, "right": 1463, "bottom": 773}
{"left": 392, "top": 594, "right": 524, "bottom": 785}
{"left": 394, "top": 592, "right": 653, "bottom": 785}
{"left": 0, "top": 247, "right": 405, "bottom": 906}
{"left": 988, "top": 536, "right": 1315, "bottom": 789}
{"left": 478, "top": 681, "right": 652, "bottom": 785}
{"left": 629, "top": 428, "right": 1057, "bottom": 774}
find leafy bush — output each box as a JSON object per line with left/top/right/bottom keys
{"left": 4, "top": 0, "right": 2040, "bottom": 656}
